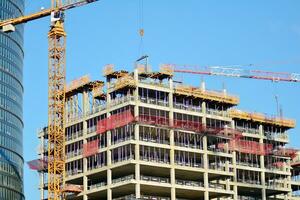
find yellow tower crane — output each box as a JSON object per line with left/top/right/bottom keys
{"left": 0, "top": 0, "right": 99, "bottom": 199}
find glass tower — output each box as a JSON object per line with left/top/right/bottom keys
{"left": 0, "top": 0, "right": 25, "bottom": 199}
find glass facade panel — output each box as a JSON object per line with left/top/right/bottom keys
{"left": 0, "top": 0, "right": 24, "bottom": 199}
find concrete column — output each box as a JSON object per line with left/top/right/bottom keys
{"left": 169, "top": 77, "right": 175, "bottom": 200}
{"left": 170, "top": 129, "right": 175, "bottom": 200}
{"left": 259, "top": 124, "right": 266, "bottom": 200}
{"left": 75, "top": 95, "right": 79, "bottom": 119}
{"left": 201, "top": 101, "right": 206, "bottom": 114}
{"left": 135, "top": 124, "right": 140, "bottom": 198}
{"left": 135, "top": 164, "right": 141, "bottom": 198}
{"left": 83, "top": 194, "right": 88, "bottom": 200}
{"left": 82, "top": 89, "right": 90, "bottom": 116}
{"left": 107, "top": 130, "right": 112, "bottom": 200}
{"left": 133, "top": 78, "right": 140, "bottom": 198}
{"left": 39, "top": 172, "right": 44, "bottom": 200}
{"left": 287, "top": 159, "right": 292, "bottom": 199}
{"left": 170, "top": 130, "right": 174, "bottom": 163}
{"left": 171, "top": 168, "right": 176, "bottom": 200}
{"left": 83, "top": 119, "right": 87, "bottom": 136}
{"left": 83, "top": 175, "right": 88, "bottom": 200}
{"left": 134, "top": 68, "right": 139, "bottom": 82}
{"left": 107, "top": 168, "right": 112, "bottom": 200}
{"left": 232, "top": 151, "right": 238, "bottom": 200}
{"left": 203, "top": 135, "right": 209, "bottom": 200}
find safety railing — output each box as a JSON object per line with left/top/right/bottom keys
{"left": 112, "top": 174, "right": 135, "bottom": 184}
{"left": 88, "top": 182, "right": 107, "bottom": 190}
{"left": 139, "top": 79, "right": 169, "bottom": 88}
{"left": 110, "top": 95, "right": 135, "bottom": 107}
{"left": 209, "top": 183, "right": 226, "bottom": 190}
{"left": 176, "top": 179, "right": 203, "bottom": 187}
{"left": 140, "top": 175, "right": 170, "bottom": 183}
{"left": 235, "top": 126, "right": 259, "bottom": 135}
{"left": 139, "top": 96, "right": 169, "bottom": 107}
{"left": 66, "top": 149, "right": 82, "bottom": 159}
{"left": 112, "top": 155, "right": 135, "bottom": 164}
{"left": 66, "top": 131, "right": 83, "bottom": 141}
{"left": 173, "top": 103, "right": 201, "bottom": 112}
{"left": 206, "top": 108, "right": 229, "bottom": 117}
{"left": 140, "top": 156, "right": 170, "bottom": 164}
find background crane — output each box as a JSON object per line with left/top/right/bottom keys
{"left": 164, "top": 64, "right": 300, "bottom": 83}
{"left": 0, "top": 0, "right": 99, "bottom": 199}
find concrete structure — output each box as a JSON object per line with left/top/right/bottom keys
{"left": 37, "top": 65, "right": 300, "bottom": 200}
{"left": 0, "top": 1, "right": 25, "bottom": 199}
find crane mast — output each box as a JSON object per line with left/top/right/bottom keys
{"left": 47, "top": 1, "right": 66, "bottom": 199}
{"left": 0, "top": 1, "right": 99, "bottom": 200}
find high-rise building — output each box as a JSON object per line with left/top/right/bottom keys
{"left": 0, "top": 0, "right": 25, "bottom": 200}
{"left": 36, "top": 65, "right": 300, "bottom": 200}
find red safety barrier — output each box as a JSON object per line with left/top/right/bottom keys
{"left": 173, "top": 119, "right": 203, "bottom": 132}
{"left": 138, "top": 114, "right": 169, "bottom": 126}
{"left": 27, "top": 159, "right": 47, "bottom": 171}
{"left": 62, "top": 184, "right": 83, "bottom": 193}
{"left": 83, "top": 139, "right": 99, "bottom": 157}
{"left": 273, "top": 148, "right": 298, "bottom": 159}
{"left": 97, "top": 118, "right": 107, "bottom": 134}
{"left": 97, "top": 110, "right": 134, "bottom": 134}
{"left": 218, "top": 139, "right": 273, "bottom": 155}
{"left": 273, "top": 162, "right": 285, "bottom": 168}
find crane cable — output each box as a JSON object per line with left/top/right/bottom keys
{"left": 138, "top": 0, "right": 144, "bottom": 56}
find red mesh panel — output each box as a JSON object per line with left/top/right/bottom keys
{"left": 27, "top": 159, "right": 47, "bottom": 171}
{"left": 97, "top": 119, "right": 107, "bottom": 134}
{"left": 97, "top": 110, "right": 134, "bottom": 134}
{"left": 273, "top": 148, "right": 298, "bottom": 159}
{"left": 273, "top": 162, "right": 285, "bottom": 168}
{"left": 83, "top": 139, "right": 99, "bottom": 157}
{"left": 62, "top": 184, "right": 83, "bottom": 193}
{"left": 173, "top": 119, "right": 203, "bottom": 132}
{"left": 138, "top": 115, "right": 169, "bottom": 126}
{"left": 218, "top": 139, "right": 273, "bottom": 155}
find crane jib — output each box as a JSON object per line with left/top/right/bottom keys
{"left": 0, "top": 0, "right": 100, "bottom": 28}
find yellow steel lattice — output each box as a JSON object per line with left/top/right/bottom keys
{"left": 48, "top": 20, "right": 66, "bottom": 200}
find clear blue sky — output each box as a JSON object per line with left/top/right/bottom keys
{"left": 23, "top": 1, "right": 300, "bottom": 199}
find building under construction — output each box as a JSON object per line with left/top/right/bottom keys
{"left": 31, "top": 64, "right": 300, "bottom": 200}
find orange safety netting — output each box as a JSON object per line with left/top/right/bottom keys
{"left": 273, "top": 162, "right": 285, "bottom": 168}
{"left": 62, "top": 184, "right": 83, "bottom": 193}
{"left": 273, "top": 148, "right": 298, "bottom": 159}
{"left": 173, "top": 119, "right": 203, "bottom": 132}
{"left": 218, "top": 139, "right": 273, "bottom": 155}
{"left": 205, "top": 126, "right": 242, "bottom": 139}
{"left": 83, "top": 139, "right": 99, "bottom": 157}
{"left": 173, "top": 119, "right": 242, "bottom": 139}
{"left": 27, "top": 159, "right": 47, "bottom": 171}
{"left": 97, "top": 112, "right": 242, "bottom": 140}
{"left": 97, "top": 110, "right": 135, "bottom": 134}
{"left": 137, "top": 114, "right": 170, "bottom": 126}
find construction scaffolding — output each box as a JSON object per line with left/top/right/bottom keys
{"left": 229, "top": 109, "right": 296, "bottom": 128}
{"left": 36, "top": 67, "right": 299, "bottom": 200}
{"left": 174, "top": 85, "right": 239, "bottom": 105}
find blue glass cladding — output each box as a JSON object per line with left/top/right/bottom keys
{"left": 0, "top": 0, "right": 25, "bottom": 199}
